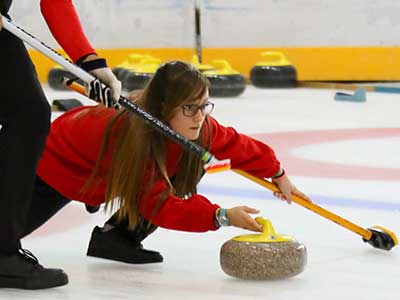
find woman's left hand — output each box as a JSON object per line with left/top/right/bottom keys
{"left": 271, "top": 173, "right": 311, "bottom": 204}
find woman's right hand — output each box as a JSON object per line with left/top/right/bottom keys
{"left": 0, "top": 15, "right": 3, "bottom": 31}
{"left": 226, "top": 206, "right": 263, "bottom": 232}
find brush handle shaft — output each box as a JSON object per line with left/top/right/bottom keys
{"left": 233, "top": 169, "right": 373, "bottom": 240}
{"left": 2, "top": 15, "right": 94, "bottom": 84}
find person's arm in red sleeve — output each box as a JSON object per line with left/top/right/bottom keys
{"left": 139, "top": 179, "right": 220, "bottom": 232}
{"left": 207, "top": 116, "right": 281, "bottom": 178}
{"left": 40, "top": 0, "right": 95, "bottom": 62}
{"left": 207, "top": 117, "right": 312, "bottom": 204}
{"left": 41, "top": 0, "right": 122, "bottom": 105}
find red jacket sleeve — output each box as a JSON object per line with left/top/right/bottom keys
{"left": 139, "top": 179, "right": 220, "bottom": 232}
{"left": 40, "top": 0, "right": 96, "bottom": 62}
{"left": 208, "top": 116, "right": 281, "bottom": 178}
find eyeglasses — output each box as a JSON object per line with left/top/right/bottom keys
{"left": 181, "top": 102, "right": 215, "bottom": 117}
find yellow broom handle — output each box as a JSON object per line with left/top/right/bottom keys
{"left": 64, "top": 79, "right": 86, "bottom": 96}
{"left": 232, "top": 169, "right": 373, "bottom": 240}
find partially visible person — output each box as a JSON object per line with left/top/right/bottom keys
{"left": 0, "top": 0, "right": 121, "bottom": 290}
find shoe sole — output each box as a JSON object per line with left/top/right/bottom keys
{"left": 0, "top": 275, "right": 68, "bottom": 290}
{"left": 87, "top": 247, "right": 163, "bottom": 264}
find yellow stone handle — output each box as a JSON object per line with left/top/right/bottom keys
{"left": 261, "top": 51, "right": 288, "bottom": 63}
{"left": 257, "top": 51, "right": 292, "bottom": 66}
{"left": 233, "top": 217, "right": 293, "bottom": 243}
{"left": 255, "top": 217, "right": 277, "bottom": 238}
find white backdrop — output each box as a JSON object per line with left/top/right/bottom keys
{"left": 8, "top": 0, "right": 400, "bottom": 49}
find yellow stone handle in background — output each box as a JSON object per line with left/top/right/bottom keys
{"left": 256, "top": 51, "right": 292, "bottom": 67}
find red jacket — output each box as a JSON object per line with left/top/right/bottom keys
{"left": 41, "top": 0, "right": 95, "bottom": 62}
{"left": 37, "top": 106, "right": 280, "bottom": 232}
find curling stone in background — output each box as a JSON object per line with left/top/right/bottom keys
{"left": 123, "top": 57, "right": 161, "bottom": 92}
{"left": 250, "top": 51, "right": 297, "bottom": 88}
{"left": 112, "top": 60, "right": 131, "bottom": 82}
{"left": 204, "top": 60, "right": 246, "bottom": 97}
{"left": 220, "top": 217, "right": 307, "bottom": 280}
{"left": 48, "top": 65, "right": 84, "bottom": 90}
{"left": 191, "top": 55, "right": 246, "bottom": 98}
{"left": 112, "top": 54, "right": 153, "bottom": 90}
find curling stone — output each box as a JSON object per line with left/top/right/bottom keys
{"left": 191, "top": 56, "right": 246, "bottom": 97}
{"left": 204, "top": 60, "right": 246, "bottom": 98}
{"left": 250, "top": 51, "right": 297, "bottom": 88}
{"left": 123, "top": 57, "right": 160, "bottom": 92}
{"left": 220, "top": 217, "right": 307, "bottom": 280}
{"left": 112, "top": 54, "right": 153, "bottom": 90}
{"left": 48, "top": 65, "right": 84, "bottom": 90}
{"left": 112, "top": 60, "right": 131, "bottom": 82}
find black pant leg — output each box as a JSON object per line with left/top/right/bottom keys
{"left": 0, "top": 27, "right": 51, "bottom": 254}
{"left": 21, "top": 177, "right": 71, "bottom": 238}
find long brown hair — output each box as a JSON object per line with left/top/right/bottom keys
{"left": 85, "top": 61, "right": 211, "bottom": 228}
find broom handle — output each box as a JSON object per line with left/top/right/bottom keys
{"left": 232, "top": 169, "right": 373, "bottom": 240}
{"left": 1, "top": 15, "right": 94, "bottom": 83}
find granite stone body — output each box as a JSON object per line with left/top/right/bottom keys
{"left": 220, "top": 239, "right": 307, "bottom": 280}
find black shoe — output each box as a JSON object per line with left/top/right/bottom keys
{"left": 87, "top": 226, "right": 163, "bottom": 264}
{"left": 0, "top": 249, "right": 68, "bottom": 290}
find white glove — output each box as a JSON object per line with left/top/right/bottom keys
{"left": 80, "top": 58, "right": 122, "bottom": 108}
{"left": 90, "top": 67, "right": 122, "bottom": 105}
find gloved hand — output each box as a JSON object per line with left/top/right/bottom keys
{"left": 79, "top": 56, "right": 122, "bottom": 108}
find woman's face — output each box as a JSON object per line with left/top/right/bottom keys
{"left": 168, "top": 89, "right": 211, "bottom": 140}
